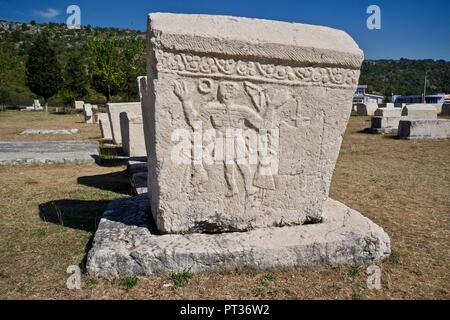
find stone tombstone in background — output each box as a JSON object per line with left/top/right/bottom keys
{"left": 74, "top": 100, "right": 84, "bottom": 110}
{"left": 366, "top": 107, "right": 403, "bottom": 133}
{"left": 398, "top": 119, "right": 450, "bottom": 140}
{"left": 401, "top": 104, "right": 438, "bottom": 119}
{"left": 84, "top": 103, "right": 94, "bottom": 123}
{"left": 120, "top": 112, "right": 146, "bottom": 157}
{"left": 144, "top": 13, "right": 364, "bottom": 234}
{"left": 106, "top": 102, "right": 142, "bottom": 145}
{"left": 355, "top": 102, "right": 378, "bottom": 116}
{"left": 97, "top": 113, "right": 113, "bottom": 140}
{"left": 32, "top": 99, "right": 43, "bottom": 111}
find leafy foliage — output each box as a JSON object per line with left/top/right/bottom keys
{"left": 62, "top": 51, "right": 89, "bottom": 105}
{"left": 0, "top": 20, "right": 449, "bottom": 108}
{"left": 360, "top": 59, "right": 450, "bottom": 97}
{"left": 87, "top": 39, "right": 123, "bottom": 102}
{"left": 25, "top": 33, "right": 63, "bottom": 109}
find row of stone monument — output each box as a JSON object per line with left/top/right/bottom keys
{"left": 21, "top": 99, "right": 43, "bottom": 112}
{"left": 359, "top": 102, "right": 450, "bottom": 139}
{"left": 86, "top": 13, "right": 391, "bottom": 277}
{"left": 77, "top": 99, "right": 146, "bottom": 158}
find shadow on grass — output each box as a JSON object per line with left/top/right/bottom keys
{"left": 77, "top": 170, "right": 131, "bottom": 195}
{"left": 38, "top": 199, "right": 110, "bottom": 232}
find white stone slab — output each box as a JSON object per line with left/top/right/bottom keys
{"left": 106, "top": 102, "right": 142, "bottom": 145}
{"left": 401, "top": 104, "right": 438, "bottom": 119}
{"left": 86, "top": 196, "right": 390, "bottom": 277}
{"left": 398, "top": 119, "right": 450, "bottom": 140}
{"left": 20, "top": 129, "right": 79, "bottom": 135}
{"left": 74, "top": 101, "right": 84, "bottom": 110}
{"left": 0, "top": 141, "right": 98, "bottom": 165}
{"left": 119, "top": 112, "right": 146, "bottom": 157}
{"left": 97, "top": 113, "right": 113, "bottom": 140}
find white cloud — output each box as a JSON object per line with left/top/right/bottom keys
{"left": 32, "top": 8, "right": 61, "bottom": 19}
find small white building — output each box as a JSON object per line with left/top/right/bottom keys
{"left": 353, "top": 85, "right": 384, "bottom": 105}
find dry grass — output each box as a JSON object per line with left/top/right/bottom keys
{"left": 0, "top": 115, "right": 449, "bottom": 300}
{"left": 0, "top": 111, "right": 101, "bottom": 141}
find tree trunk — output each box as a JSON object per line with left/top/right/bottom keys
{"left": 108, "top": 85, "right": 112, "bottom": 103}
{"left": 44, "top": 98, "right": 48, "bottom": 113}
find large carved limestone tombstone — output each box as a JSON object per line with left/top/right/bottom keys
{"left": 145, "top": 13, "right": 363, "bottom": 234}
{"left": 86, "top": 13, "right": 390, "bottom": 276}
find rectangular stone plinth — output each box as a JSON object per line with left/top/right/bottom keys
{"left": 0, "top": 141, "right": 98, "bottom": 165}
{"left": 144, "top": 13, "right": 364, "bottom": 234}
{"left": 119, "top": 112, "right": 146, "bottom": 157}
{"left": 86, "top": 196, "right": 390, "bottom": 277}
{"left": 106, "top": 102, "right": 142, "bottom": 145}
{"left": 365, "top": 116, "right": 402, "bottom": 134}
{"left": 398, "top": 119, "right": 450, "bottom": 140}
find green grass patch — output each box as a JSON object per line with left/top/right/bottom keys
{"left": 171, "top": 269, "right": 193, "bottom": 288}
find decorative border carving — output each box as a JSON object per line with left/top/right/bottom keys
{"left": 155, "top": 50, "right": 359, "bottom": 88}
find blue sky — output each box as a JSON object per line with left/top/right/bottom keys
{"left": 1, "top": 0, "right": 449, "bottom": 60}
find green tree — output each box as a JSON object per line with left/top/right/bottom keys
{"left": 87, "top": 39, "right": 123, "bottom": 102}
{"left": 25, "top": 33, "right": 63, "bottom": 111}
{"left": 62, "top": 52, "right": 89, "bottom": 106}
{"left": 119, "top": 38, "right": 145, "bottom": 100}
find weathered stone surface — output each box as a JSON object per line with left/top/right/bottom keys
{"left": 119, "top": 112, "right": 146, "bottom": 157}
{"left": 131, "top": 172, "right": 148, "bottom": 195}
{"left": 86, "top": 195, "right": 390, "bottom": 277}
{"left": 378, "top": 103, "right": 394, "bottom": 109}
{"left": 97, "top": 113, "right": 113, "bottom": 140}
{"left": 374, "top": 108, "right": 402, "bottom": 117}
{"left": 365, "top": 116, "right": 402, "bottom": 134}
{"left": 398, "top": 119, "right": 450, "bottom": 140}
{"left": 20, "top": 129, "right": 79, "bottom": 135}
{"left": 365, "top": 107, "right": 403, "bottom": 134}
{"left": 144, "top": 13, "right": 363, "bottom": 234}
{"left": 0, "top": 141, "right": 98, "bottom": 165}
{"left": 401, "top": 104, "right": 438, "bottom": 119}
{"left": 356, "top": 103, "right": 378, "bottom": 116}
{"left": 107, "top": 102, "right": 142, "bottom": 145}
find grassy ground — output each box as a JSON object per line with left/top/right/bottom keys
{"left": 0, "top": 111, "right": 101, "bottom": 141}
{"left": 0, "top": 115, "right": 449, "bottom": 299}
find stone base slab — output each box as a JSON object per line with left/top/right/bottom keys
{"left": 20, "top": 129, "right": 79, "bottom": 135}
{"left": 86, "top": 196, "right": 390, "bottom": 277}
{"left": 0, "top": 141, "right": 98, "bottom": 166}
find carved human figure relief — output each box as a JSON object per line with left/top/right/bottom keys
{"left": 173, "top": 79, "right": 264, "bottom": 197}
